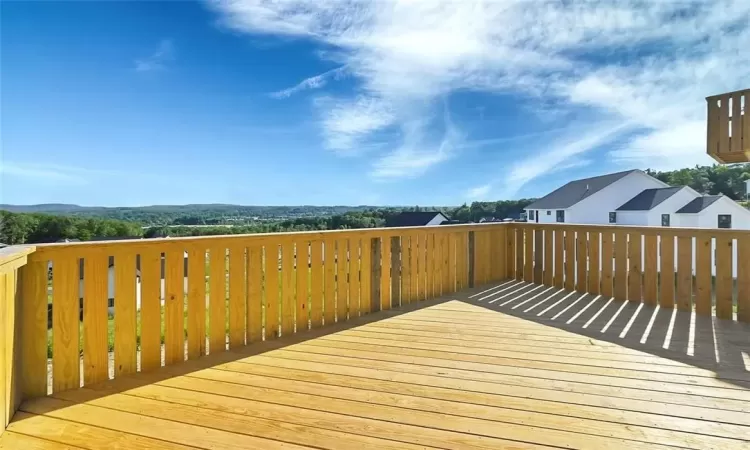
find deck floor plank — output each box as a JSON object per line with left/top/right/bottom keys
{"left": 3, "top": 282, "right": 749, "bottom": 450}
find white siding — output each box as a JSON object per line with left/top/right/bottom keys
{"left": 612, "top": 211, "right": 648, "bottom": 225}
{"left": 426, "top": 213, "right": 448, "bottom": 226}
{"left": 567, "top": 171, "right": 667, "bottom": 224}
{"left": 686, "top": 197, "right": 750, "bottom": 230}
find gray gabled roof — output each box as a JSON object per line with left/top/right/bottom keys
{"left": 525, "top": 170, "right": 638, "bottom": 210}
{"left": 385, "top": 211, "right": 447, "bottom": 227}
{"left": 616, "top": 187, "right": 683, "bottom": 211}
{"left": 675, "top": 196, "right": 722, "bottom": 213}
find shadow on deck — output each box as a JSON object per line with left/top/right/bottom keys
{"left": 3, "top": 281, "right": 750, "bottom": 449}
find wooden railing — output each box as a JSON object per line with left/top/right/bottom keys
{"left": 706, "top": 88, "right": 749, "bottom": 163}
{"left": 508, "top": 223, "right": 750, "bottom": 323}
{"left": 0, "top": 246, "right": 35, "bottom": 435}
{"left": 0, "top": 223, "right": 507, "bottom": 433}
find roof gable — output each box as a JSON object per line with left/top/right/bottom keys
{"left": 675, "top": 196, "right": 722, "bottom": 213}
{"left": 616, "top": 187, "right": 683, "bottom": 211}
{"left": 525, "top": 170, "right": 638, "bottom": 210}
{"left": 385, "top": 211, "right": 447, "bottom": 227}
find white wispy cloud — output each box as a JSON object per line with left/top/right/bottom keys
{"left": 135, "top": 39, "right": 175, "bottom": 72}
{"left": 466, "top": 184, "right": 492, "bottom": 200}
{"left": 270, "top": 66, "right": 347, "bottom": 98}
{"left": 210, "top": 0, "right": 750, "bottom": 188}
{"left": 1, "top": 162, "right": 94, "bottom": 185}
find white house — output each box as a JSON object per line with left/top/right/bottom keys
{"left": 525, "top": 169, "right": 750, "bottom": 229}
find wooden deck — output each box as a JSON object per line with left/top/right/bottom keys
{"left": 3, "top": 281, "right": 750, "bottom": 449}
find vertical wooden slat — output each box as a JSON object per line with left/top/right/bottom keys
{"left": 576, "top": 230, "right": 587, "bottom": 294}
{"left": 731, "top": 92, "right": 743, "bottom": 153}
{"left": 564, "top": 230, "right": 575, "bottom": 291}
{"left": 336, "top": 239, "right": 348, "bottom": 321}
{"left": 265, "top": 245, "right": 279, "bottom": 340}
{"left": 448, "top": 233, "right": 457, "bottom": 293}
{"left": 209, "top": 247, "right": 227, "bottom": 351}
{"left": 601, "top": 232, "right": 613, "bottom": 298}
{"left": 533, "top": 229, "right": 543, "bottom": 283}
{"left": 323, "top": 240, "right": 335, "bottom": 325}
{"left": 390, "top": 237, "right": 402, "bottom": 307}
{"left": 506, "top": 227, "right": 515, "bottom": 281}
{"left": 515, "top": 229, "right": 523, "bottom": 281}
{"left": 543, "top": 230, "right": 553, "bottom": 286}
{"left": 82, "top": 254, "right": 108, "bottom": 385}
{"left": 719, "top": 94, "right": 730, "bottom": 154}
{"left": 228, "top": 246, "right": 245, "bottom": 347}
{"left": 468, "top": 231, "right": 475, "bottom": 288}
{"left": 553, "top": 229, "right": 564, "bottom": 289}
{"left": 309, "top": 241, "right": 323, "bottom": 328}
{"left": 296, "top": 241, "right": 310, "bottom": 331}
{"left": 164, "top": 248, "right": 184, "bottom": 366}
{"left": 409, "top": 235, "right": 418, "bottom": 301}
{"left": 21, "top": 260, "right": 48, "bottom": 398}
{"left": 613, "top": 231, "right": 627, "bottom": 301}
{"left": 360, "top": 238, "right": 371, "bottom": 313}
{"left": 186, "top": 248, "right": 206, "bottom": 360}
{"left": 370, "top": 238, "right": 380, "bottom": 313}
{"left": 453, "top": 233, "right": 463, "bottom": 290}
{"left": 443, "top": 233, "right": 451, "bottom": 293}
{"left": 281, "top": 243, "right": 294, "bottom": 336}
{"left": 247, "top": 246, "right": 263, "bottom": 342}
{"left": 628, "top": 232, "right": 642, "bottom": 302}
{"left": 715, "top": 237, "right": 733, "bottom": 320}
{"left": 588, "top": 232, "right": 600, "bottom": 295}
{"left": 52, "top": 256, "right": 80, "bottom": 392}
{"left": 643, "top": 235, "right": 658, "bottom": 306}
{"left": 694, "top": 235, "right": 712, "bottom": 316}
{"left": 738, "top": 237, "right": 750, "bottom": 323}
{"left": 426, "top": 234, "right": 434, "bottom": 297}
{"left": 139, "top": 250, "right": 161, "bottom": 372}
{"left": 381, "top": 237, "right": 391, "bottom": 310}
{"left": 707, "top": 97, "right": 719, "bottom": 155}
{"left": 659, "top": 234, "right": 675, "bottom": 309}
{"left": 348, "top": 239, "right": 361, "bottom": 317}
{"left": 402, "top": 236, "right": 412, "bottom": 303}
{"left": 435, "top": 234, "right": 443, "bottom": 295}
{"left": 524, "top": 228, "right": 533, "bottom": 283}
{"left": 676, "top": 237, "right": 692, "bottom": 312}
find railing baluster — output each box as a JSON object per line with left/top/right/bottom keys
{"left": 534, "top": 229, "right": 543, "bottom": 283}
{"left": 643, "top": 235, "right": 658, "bottom": 306}
{"left": 165, "top": 248, "right": 185, "bottom": 365}
{"left": 576, "top": 230, "right": 587, "bottom": 294}
{"left": 297, "top": 240, "right": 310, "bottom": 330}
{"left": 186, "top": 247, "right": 206, "bottom": 359}
{"left": 264, "top": 245, "right": 279, "bottom": 339}
{"left": 323, "top": 240, "right": 336, "bottom": 325}
{"left": 588, "top": 231, "right": 600, "bottom": 295}
{"left": 614, "top": 231, "right": 627, "bottom": 301}
{"left": 336, "top": 239, "right": 349, "bottom": 321}
{"left": 553, "top": 229, "right": 564, "bottom": 289}
{"left": 628, "top": 232, "right": 642, "bottom": 303}
{"left": 659, "top": 235, "right": 675, "bottom": 309}
{"left": 228, "top": 246, "right": 246, "bottom": 347}
{"left": 51, "top": 255, "right": 80, "bottom": 392}
{"left": 738, "top": 237, "right": 750, "bottom": 323}
{"left": 349, "top": 239, "right": 361, "bottom": 318}
{"left": 676, "top": 237, "right": 693, "bottom": 312}
{"left": 140, "top": 250, "right": 161, "bottom": 371}
{"left": 409, "top": 234, "right": 418, "bottom": 301}
{"left": 524, "top": 228, "right": 533, "bottom": 283}
{"left": 543, "top": 229, "right": 553, "bottom": 286}
{"left": 281, "top": 242, "right": 294, "bottom": 335}
{"left": 247, "top": 246, "right": 263, "bottom": 341}
{"left": 506, "top": 226, "right": 516, "bottom": 281}
{"left": 600, "top": 231, "right": 613, "bottom": 297}
{"left": 564, "top": 230, "right": 575, "bottom": 291}
{"left": 715, "top": 236, "right": 733, "bottom": 319}
{"left": 209, "top": 247, "right": 227, "bottom": 350}
{"left": 694, "top": 235, "right": 712, "bottom": 316}
{"left": 360, "top": 237, "right": 371, "bottom": 313}
{"left": 380, "top": 237, "right": 391, "bottom": 310}
{"left": 515, "top": 229, "right": 523, "bottom": 281}
{"left": 21, "top": 259, "right": 48, "bottom": 398}
{"left": 83, "top": 253, "right": 108, "bottom": 385}
{"left": 390, "top": 236, "right": 402, "bottom": 307}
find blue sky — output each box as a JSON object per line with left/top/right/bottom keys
{"left": 1, "top": 1, "right": 748, "bottom": 207}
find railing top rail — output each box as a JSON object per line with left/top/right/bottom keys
{"left": 28, "top": 222, "right": 509, "bottom": 257}
{"left": 509, "top": 222, "right": 750, "bottom": 238}
{"left": 706, "top": 87, "right": 749, "bottom": 100}
{"left": 0, "top": 245, "right": 35, "bottom": 272}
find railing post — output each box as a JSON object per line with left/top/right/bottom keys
{"left": 370, "top": 237, "right": 381, "bottom": 313}
{"left": 390, "top": 237, "right": 401, "bottom": 307}
{"left": 468, "top": 231, "right": 475, "bottom": 288}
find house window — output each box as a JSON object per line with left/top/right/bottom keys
{"left": 529, "top": 210, "right": 535, "bottom": 221}
{"left": 547, "top": 210, "right": 551, "bottom": 216}
{"left": 609, "top": 212, "right": 616, "bottom": 223}
{"left": 661, "top": 214, "right": 670, "bottom": 227}
{"left": 718, "top": 214, "right": 732, "bottom": 229}
{"left": 556, "top": 210, "right": 565, "bottom": 222}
